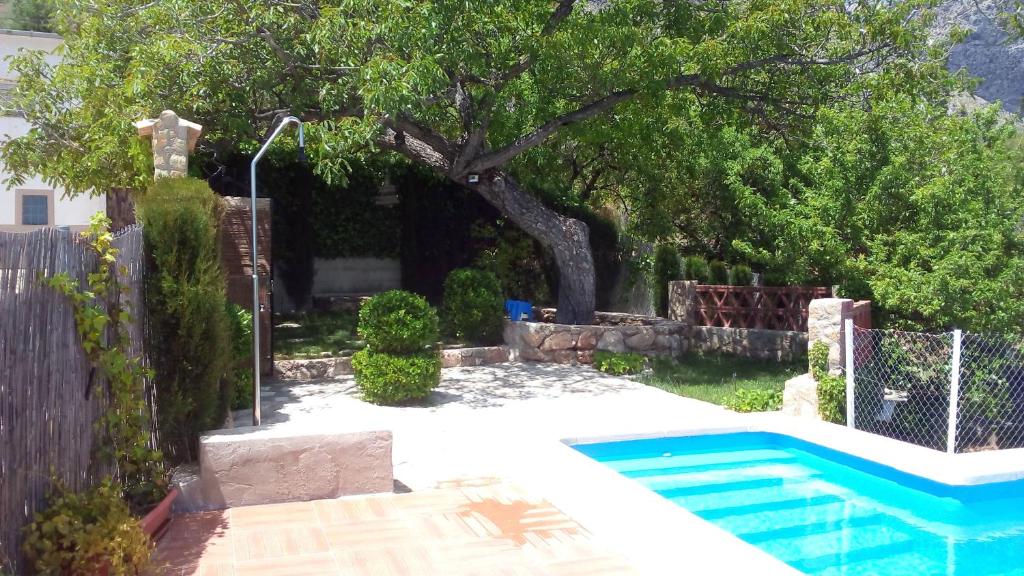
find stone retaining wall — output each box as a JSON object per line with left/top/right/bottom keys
{"left": 689, "top": 326, "right": 807, "bottom": 362}
{"left": 504, "top": 319, "right": 689, "bottom": 364}
{"left": 504, "top": 319, "right": 806, "bottom": 364}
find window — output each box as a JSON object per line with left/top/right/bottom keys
{"left": 18, "top": 192, "right": 51, "bottom": 226}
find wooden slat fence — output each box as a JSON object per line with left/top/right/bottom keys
{"left": 0, "top": 226, "right": 150, "bottom": 572}
{"left": 694, "top": 285, "right": 832, "bottom": 332}
{"left": 852, "top": 300, "right": 872, "bottom": 329}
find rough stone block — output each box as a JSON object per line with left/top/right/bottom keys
{"left": 596, "top": 330, "right": 627, "bottom": 353}
{"left": 199, "top": 429, "right": 393, "bottom": 508}
{"left": 577, "top": 328, "right": 600, "bottom": 350}
{"left": 540, "top": 330, "right": 577, "bottom": 351}
{"left": 577, "top": 349, "right": 594, "bottom": 364}
{"left": 807, "top": 298, "right": 853, "bottom": 371}
{"left": 625, "top": 328, "right": 656, "bottom": 350}
{"left": 520, "top": 323, "right": 551, "bottom": 348}
{"left": 782, "top": 373, "right": 820, "bottom": 420}
{"left": 667, "top": 280, "right": 697, "bottom": 322}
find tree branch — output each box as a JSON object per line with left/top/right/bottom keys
{"left": 376, "top": 127, "right": 452, "bottom": 173}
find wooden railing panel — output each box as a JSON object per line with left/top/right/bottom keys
{"left": 694, "top": 285, "right": 831, "bottom": 332}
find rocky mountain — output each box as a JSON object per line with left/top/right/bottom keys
{"left": 933, "top": 0, "right": 1024, "bottom": 114}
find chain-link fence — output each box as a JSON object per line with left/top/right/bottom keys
{"left": 848, "top": 324, "right": 1024, "bottom": 453}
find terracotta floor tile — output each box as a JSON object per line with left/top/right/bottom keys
{"left": 232, "top": 524, "right": 329, "bottom": 561}
{"left": 333, "top": 544, "right": 442, "bottom": 576}
{"left": 228, "top": 501, "right": 318, "bottom": 529}
{"left": 234, "top": 553, "right": 338, "bottom": 576}
{"left": 321, "top": 517, "right": 419, "bottom": 550}
{"left": 157, "top": 484, "right": 636, "bottom": 576}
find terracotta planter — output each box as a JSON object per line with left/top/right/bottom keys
{"left": 140, "top": 487, "right": 179, "bottom": 541}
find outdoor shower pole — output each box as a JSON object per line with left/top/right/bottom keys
{"left": 250, "top": 116, "right": 304, "bottom": 426}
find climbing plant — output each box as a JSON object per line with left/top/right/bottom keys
{"left": 43, "top": 213, "right": 167, "bottom": 513}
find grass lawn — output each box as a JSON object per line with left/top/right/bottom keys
{"left": 273, "top": 310, "right": 362, "bottom": 359}
{"left": 641, "top": 353, "right": 805, "bottom": 406}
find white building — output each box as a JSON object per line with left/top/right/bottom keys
{"left": 0, "top": 29, "right": 104, "bottom": 232}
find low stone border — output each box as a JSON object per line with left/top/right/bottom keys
{"left": 441, "top": 345, "right": 511, "bottom": 368}
{"left": 504, "top": 319, "right": 688, "bottom": 364}
{"left": 504, "top": 319, "right": 807, "bottom": 364}
{"left": 274, "top": 356, "right": 353, "bottom": 380}
{"left": 274, "top": 345, "right": 512, "bottom": 381}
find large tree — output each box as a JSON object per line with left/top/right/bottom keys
{"left": 4, "top": 0, "right": 923, "bottom": 323}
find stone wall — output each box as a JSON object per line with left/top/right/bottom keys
{"left": 689, "top": 326, "right": 807, "bottom": 362}
{"left": 503, "top": 319, "right": 806, "bottom": 364}
{"left": 503, "top": 319, "right": 688, "bottom": 364}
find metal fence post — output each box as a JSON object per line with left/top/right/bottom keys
{"left": 946, "top": 329, "right": 963, "bottom": 454}
{"left": 845, "top": 318, "right": 855, "bottom": 428}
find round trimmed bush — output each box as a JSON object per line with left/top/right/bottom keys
{"left": 358, "top": 290, "right": 439, "bottom": 354}
{"left": 351, "top": 349, "right": 441, "bottom": 404}
{"left": 442, "top": 268, "right": 504, "bottom": 345}
{"left": 730, "top": 263, "right": 754, "bottom": 286}
{"left": 708, "top": 260, "right": 730, "bottom": 284}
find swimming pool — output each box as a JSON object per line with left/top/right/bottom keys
{"left": 574, "top": 432, "right": 1024, "bottom": 575}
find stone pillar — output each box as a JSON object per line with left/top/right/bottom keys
{"left": 807, "top": 298, "right": 853, "bottom": 372}
{"left": 667, "top": 280, "right": 697, "bottom": 323}
{"left": 134, "top": 110, "right": 203, "bottom": 178}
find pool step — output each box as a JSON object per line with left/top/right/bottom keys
{"left": 714, "top": 500, "right": 875, "bottom": 539}
{"left": 639, "top": 462, "right": 820, "bottom": 493}
{"left": 667, "top": 475, "right": 843, "bottom": 510}
{"left": 699, "top": 493, "right": 845, "bottom": 521}
{"left": 621, "top": 455, "right": 798, "bottom": 480}
{"left": 760, "top": 518, "right": 925, "bottom": 569}
{"left": 602, "top": 448, "right": 795, "bottom": 475}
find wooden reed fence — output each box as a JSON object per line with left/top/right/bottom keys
{"left": 0, "top": 226, "right": 150, "bottom": 572}
{"left": 694, "top": 284, "right": 832, "bottom": 332}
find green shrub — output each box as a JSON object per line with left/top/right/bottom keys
{"left": 708, "top": 259, "right": 730, "bottom": 285}
{"left": 137, "top": 177, "right": 231, "bottom": 461}
{"left": 817, "top": 374, "right": 847, "bottom": 424}
{"left": 226, "top": 303, "right": 254, "bottom": 410}
{"left": 725, "top": 388, "right": 783, "bottom": 412}
{"left": 442, "top": 268, "right": 504, "bottom": 345}
{"left": 809, "top": 341, "right": 846, "bottom": 423}
{"left": 730, "top": 264, "right": 754, "bottom": 286}
{"left": 809, "top": 341, "right": 830, "bottom": 380}
{"left": 593, "top": 351, "right": 647, "bottom": 375}
{"left": 351, "top": 349, "right": 441, "bottom": 404}
{"left": 22, "top": 480, "right": 151, "bottom": 576}
{"left": 683, "top": 256, "right": 709, "bottom": 283}
{"left": 358, "top": 290, "right": 439, "bottom": 354}
{"left": 653, "top": 244, "right": 682, "bottom": 317}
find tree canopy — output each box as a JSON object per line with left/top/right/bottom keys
{"left": 5, "top": 0, "right": 1020, "bottom": 328}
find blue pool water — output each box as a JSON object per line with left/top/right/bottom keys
{"left": 574, "top": 432, "right": 1024, "bottom": 575}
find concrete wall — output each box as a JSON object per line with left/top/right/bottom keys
{"left": 0, "top": 31, "right": 105, "bottom": 232}
{"left": 274, "top": 257, "right": 401, "bottom": 311}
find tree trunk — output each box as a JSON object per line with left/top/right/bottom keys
{"left": 469, "top": 172, "right": 596, "bottom": 325}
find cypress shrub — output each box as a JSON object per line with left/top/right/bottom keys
{"left": 730, "top": 264, "right": 754, "bottom": 286}
{"left": 442, "top": 268, "right": 504, "bottom": 345}
{"left": 683, "top": 256, "right": 709, "bottom": 283}
{"left": 355, "top": 290, "right": 441, "bottom": 404}
{"left": 652, "top": 244, "right": 682, "bottom": 317}
{"left": 137, "top": 177, "right": 231, "bottom": 460}
{"left": 708, "top": 260, "right": 730, "bottom": 285}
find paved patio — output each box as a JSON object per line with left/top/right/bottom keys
{"left": 154, "top": 478, "right": 636, "bottom": 575}
{"left": 231, "top": 362, "right": 739, "bottom": 489}
{"left": 162, "top": 363, "right": 759, "bottom": 575}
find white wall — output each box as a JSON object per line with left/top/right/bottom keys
{"left": 0, "top": 30, "right": 105, "bottom": 230}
